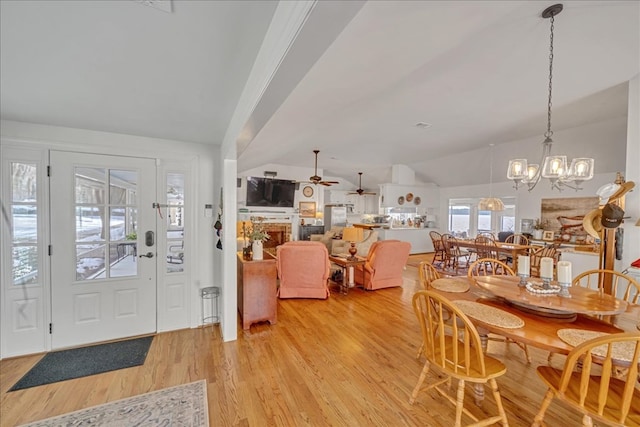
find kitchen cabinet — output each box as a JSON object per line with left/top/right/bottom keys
{"left": 299, "top": 225, "right": 324, "bottom": 240}
{"left": 344, "top": 193, "right": 378, "bottom": 214}
{"left": 377, "top": 227, "right": 435, "bottom": 254}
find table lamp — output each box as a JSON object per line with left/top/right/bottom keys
{"left": 342, "top": 227, "right": 364, "bottom": 260}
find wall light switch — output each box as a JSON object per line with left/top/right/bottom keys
{"left": 204, "top": 204, "right": 213, "bottom": 217}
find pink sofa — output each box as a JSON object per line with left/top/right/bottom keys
{"left": 276, "top": 241, "right": 330, "bottom": 299}
{"left": 354, "top": 240, "right": 411, "bottom": 290}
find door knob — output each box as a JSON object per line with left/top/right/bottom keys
{"left": 139, "top": 252, "right": 154, "bottom": 258}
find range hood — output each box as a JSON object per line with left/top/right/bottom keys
{"left": 391, "top": 164, "right": 415, "bottom": 185}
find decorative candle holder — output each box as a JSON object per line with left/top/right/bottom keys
{"left": 541, "top": 277, "right": 552, "bottom": 290}
{"left": 558, "top": 282, "right": 572, "bottom": 298}
{"left": 518, "top": 273, "right": 529, "bottom": 287}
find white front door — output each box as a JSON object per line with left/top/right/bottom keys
{"left": 50, "top": 151, "right": 157, "bottom": 349}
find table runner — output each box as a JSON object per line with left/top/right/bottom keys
{"left": 453, "top": 300, "right": 524, "bottom": 329}
{"left": 557, "top": 329, "right": 636, "bottom": 363}
{"left": 431, "top": 277, "right": 469, "bottom": 293}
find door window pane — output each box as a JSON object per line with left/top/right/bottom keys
{"left": 13, "top": 246, "right": 38, "bottom": 285}
{"left": 166, "top": 173, "right": 184, "bottom": 273}
{"left": 12, "top": 205, "right": 37, "bottom": 243}
{"left": 76, "top": 244, "right": 105, "bottom": 280}
{"left": 12, "top": 163, "right": 37, "bottom": 202}
{"left": 75, "top": 167, "right": 139, "bottom": 280}
{"left": 11, "top": 162, "right": 38, "bottom": 286}
{"left": 75, "top": 167, "right": 106, "bottom": 204}
{"left": 76, "top": 206, "right": 106, "bottom": 242}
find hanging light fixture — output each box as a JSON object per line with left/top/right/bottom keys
{"left": 507, "top": 4, "right": 594, "bottom": 192}
{"left": 479, "top": 144, "right": 504, "bottom": 211}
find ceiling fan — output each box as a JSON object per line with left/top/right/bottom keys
{"left": 348, "top": 172, "right": 376, "bottom": 195}
{"left": 300, "top": 150, "right": 339, "bottom": 186}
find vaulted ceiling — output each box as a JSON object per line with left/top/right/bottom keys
{"left": 2, "top": 1, "right": 638, "bottom": 190}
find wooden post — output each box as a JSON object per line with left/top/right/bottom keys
{"left": 600, "top": 172, "right": 627, "bottom": 294}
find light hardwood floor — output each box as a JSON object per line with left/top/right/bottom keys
{"left": 1, "top": 261, "right": 584, "bottom": 426}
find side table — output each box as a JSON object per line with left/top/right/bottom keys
{"left": 237, "top": 251, "right": 277, "bottom": 330}
{"left": 329, "top": 255, "right": 366, "bottom": 294}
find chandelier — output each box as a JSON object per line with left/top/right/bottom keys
{"left": 507, "top": 4, "right": 594, "bottom": 192}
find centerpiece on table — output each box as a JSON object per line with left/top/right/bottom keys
{"left": 247, "top": 216, "right": 270, "bottom": 261}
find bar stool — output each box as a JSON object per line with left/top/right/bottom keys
{"left": 200, "top": 286, "right": 220, "bottom": 326}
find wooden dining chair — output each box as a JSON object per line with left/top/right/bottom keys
{"left": 530, "top": 244, "right": 560, "bottom": 278}
{"left": 572, "top": 269, "right": 640, "bottom": 304}
{"left": 502, "top": 234, "right": 529, "bottom": 266}
{"left": 532, "top": 332, "right": 640, "bottom": 427}
{"left": 504, "top": 233, "right": 529, "bottom": 246}
{"left": 467, "top": 258, "right": 530, "bottom": 364}
{"left": 429, "top": 231, "right": 446, "bottom": 267}
{"left": 418, "top": 261, "right": 440, "bottom": 289}
{"left": 467, "top": 258, "right": 514, "bottom": 277}
{"left": 441, "top": 234, "right": 471, "bottom": 272}
{"left": 474, "top": 235, "right": 499, "bottom": 260}
{"left": 409, "top": 290, "right": 509, "bottom": 427}
{"left": 416, "top": 261, "right": 442, "bottom": 359}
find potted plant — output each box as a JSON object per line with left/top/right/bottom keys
{"left": 248, "top": 217, "right": 270, "bottom": 260}
{"left": 532, "top": 219, "right": 545, "bottom": 240}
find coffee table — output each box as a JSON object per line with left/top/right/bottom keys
{"left": 329, "top": 255, "right": 366, "bottom": 294}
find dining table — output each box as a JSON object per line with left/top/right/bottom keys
{"left": 453, "top": 240, "right": 531, "bottom": 271}
{"left": 427, "top": 275, "right": 639, "bottom": 403}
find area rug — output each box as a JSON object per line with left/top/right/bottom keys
{"left": 406, "top": 253, "right": 435, "bottom": 268}
{"left": 19, "top": 380, "right": 209, "bottom": 427}
{"left": 10, "top": 335, "right": 154, "bottom": 391}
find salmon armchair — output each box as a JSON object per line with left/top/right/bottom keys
{"left": 276, "top": 241, "right": 331, "bottom": 299}
{"left": 354, "top": 240, "right": 411, "bottom": 290}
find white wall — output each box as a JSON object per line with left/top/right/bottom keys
{"left": 622, "top": 75, "right": 640, "bottom": 272}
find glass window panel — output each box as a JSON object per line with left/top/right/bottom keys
{"left": 11, "top": 162, "right": 37, "bottom": 202}
{"left": 110, "top": 207, "right": 126, "bottom": 240}
{"left": 12, "top": 246, "right": 38, "bottom": 285}
{"left": 477, "top": 210, "right": 492, "bottom": 233}
{"left": 76, "top": 206, "right": 106, "bottom": 242}
{"left": 501, "top": 216, "right": 515, "bottom": 232}
{"left": 76, "top": 244, "right": 105, "bottom": 281}
{"left": 110, "top": 170, "right": 137, "bottom": 204}
{"left": 110, "top": 244, "right": 137, "bottom": 277}
{"left": 12, "top": 205, "right": 37, "bottom": 243}
{"left": 167, "top": 241, "right": 184, "bottom": 273}
{"left": 448, "top": 204, "right": 470, "bottom": 238}
{"left": 125, "top": 208, "right": 138, "bottom": 240}
{"left": 75, "top": 167, "right": 106, "bottom": 204}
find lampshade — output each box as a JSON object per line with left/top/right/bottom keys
{"left": 342, "top": 227, "right": 364, "bottom": 243}
{"left": 478, "top": 197, "right": 505, "bottom": 211}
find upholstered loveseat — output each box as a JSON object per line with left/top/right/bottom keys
{"left": 331, "top": 230, "right": 379, "bottom": 257}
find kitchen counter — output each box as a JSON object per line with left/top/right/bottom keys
{"left": 352, "top": 223, "right": 383, "bottom": 230}
{"left": 377, "top": 227, "right": 436, "bottom": 254}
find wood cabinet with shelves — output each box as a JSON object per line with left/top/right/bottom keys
{"left": 299, "top": 225, "right": 324, "bottom": 240}
{"left": 237, "top": 251, "right": 277, "bottom": 330}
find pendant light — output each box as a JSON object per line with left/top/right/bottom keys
{"left": 479, "top": 144, "right": 504, "bottom": 211}
{"left": 507, "top": 4, "right": 594, "bottom": 191}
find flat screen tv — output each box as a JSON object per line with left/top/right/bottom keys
{"left": 246, "top": 177, "right": 296, "bottom": 207}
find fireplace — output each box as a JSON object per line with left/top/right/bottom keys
{"left": 262, "top": 222, "right": 292, "bottom": 252}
